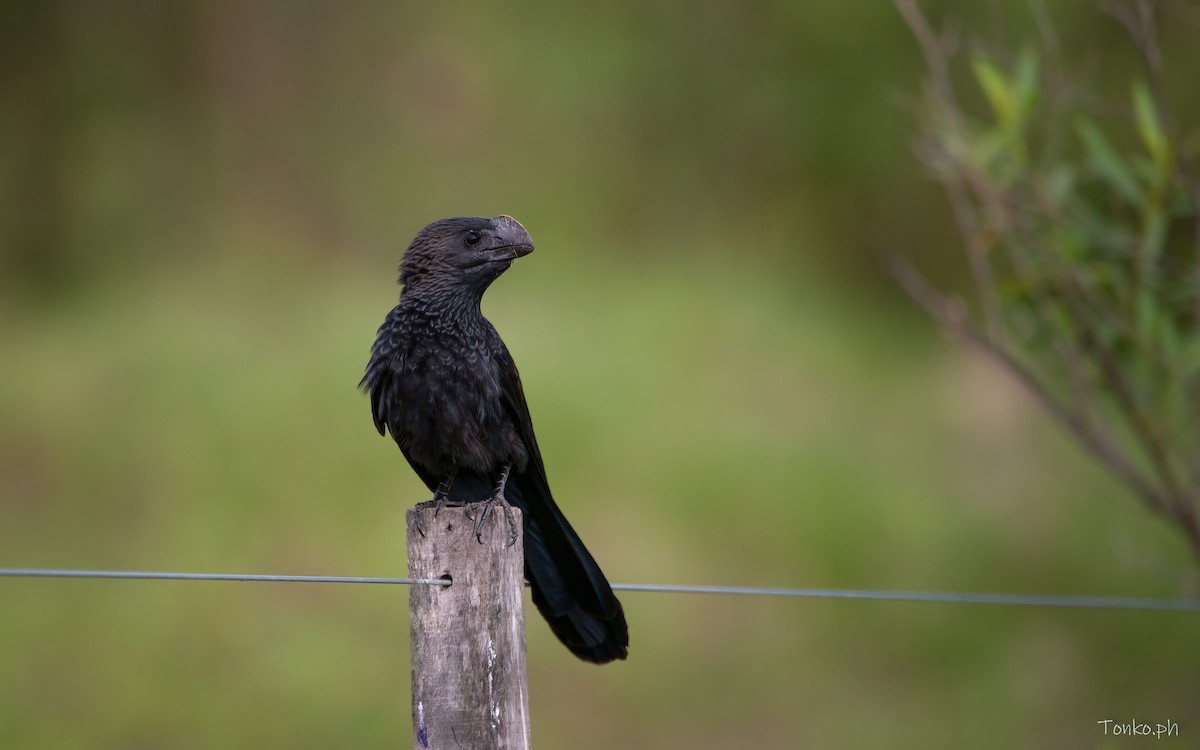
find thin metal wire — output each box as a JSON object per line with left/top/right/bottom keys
{"left": 2, "top": 567, "right": 1198, "bottom": 612}
{"left": 0, "top": 568, "right": 449, "bottom": 586}
{"left": 609, "top": 582, "right": 1200, "bottom": 612}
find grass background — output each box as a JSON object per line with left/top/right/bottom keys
{"left": 2, "top": 2, "right": 1198, "bottom": 748}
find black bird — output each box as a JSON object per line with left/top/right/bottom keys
{"left": 360, "top": 215, "right": 628, "bottom": 664}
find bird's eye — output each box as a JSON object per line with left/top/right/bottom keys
{"left": 464, "top": 231, "right": 481, "bottom": 247}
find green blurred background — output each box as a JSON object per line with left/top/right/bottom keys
{"left": 2, "top": 2, "right": 1197, "bottom": 748}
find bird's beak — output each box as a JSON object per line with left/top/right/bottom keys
{"left": 486, "top": 215, "right": 535, "bottom": 261}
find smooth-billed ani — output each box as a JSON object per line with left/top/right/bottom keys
{"left": 360, "top": 215, "right": 628, "bottom": 664}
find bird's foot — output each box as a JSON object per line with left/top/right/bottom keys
{"left": 467, "top": 492, "right": 518, "bottom": 547}
{"left": 414, "top": 472, "right": 459, "bottom": 537}
{"left": 466, "top": 464, "right": 517, "bottom": 547}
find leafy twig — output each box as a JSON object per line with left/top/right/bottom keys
{"left": 888, "top": 253, "right": 1169, "bottom": 515}
{"left": 894, "top": 0, "right": 1200, "bottom": 562}
{"left": 895, "top": 0, "right": 1003, "bottom": 340}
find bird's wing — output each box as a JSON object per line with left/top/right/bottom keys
{"left": 494, "top": 342, "right": 547, "bottom": 478}
{"left": 360, "top": 309, "right": 403, "bottom": 437}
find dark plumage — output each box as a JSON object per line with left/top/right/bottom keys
{"left": 361, "top": 215, "right": 629, "bottom": 663}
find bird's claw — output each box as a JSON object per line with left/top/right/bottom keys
{"left": 466, "top": 463, "right": 517, "bottom": 546}
{"left": 469, "top": 494, "right": 519, "bottom": 547}
{"left": 414, "top": 474, "right": 458, "bottom": 537}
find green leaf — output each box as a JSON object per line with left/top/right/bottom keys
{"left": 972, "top": 57, "right": 1015, "bottom": 126}
{"left": 1132, "top": 80, "right": 1169, "bottom": 169}
{"left": 1076, "top": 118, "right": 1140, "bottom": 205}
{"left": 1013, "top": 48, "right": 1039, "bottom": 121}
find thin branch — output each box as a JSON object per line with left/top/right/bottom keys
{"left": 944, "top": 177, "right": 1004, "bottom": 340}
{"left": 888, "top": 254, "right": 1172, "bottom": 516}
{"left": 895, "top": 0, "right": 1004, "bottom": 339}
{"left": 894, "top": 0, "right": 955, "bottom": 104}
{"left": 1082, "top": 323, "right": 1186, "bottom": 497}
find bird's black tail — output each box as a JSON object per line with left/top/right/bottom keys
{"left": 513, "top": 475, "right": 628, "bottom": 663}
{"left": 452, "top": 469, "right": 628, "bottom": 663}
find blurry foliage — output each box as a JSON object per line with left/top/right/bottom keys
{"left": 896, "top": 0, "right": 1200, "bottom": 558}
{"left": 0, "top": 0, "right": 1039, "bottom": 303}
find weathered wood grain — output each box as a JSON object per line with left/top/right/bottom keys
{"left": 406, "top": 506, "right": 531, "bottom": 750}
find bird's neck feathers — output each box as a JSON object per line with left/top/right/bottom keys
{"left": 399, "top": 277, "right": 488, "bottom": 322}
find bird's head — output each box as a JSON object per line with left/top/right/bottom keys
{"left": 398, "top": 215, "right": 534, "bottom": 293}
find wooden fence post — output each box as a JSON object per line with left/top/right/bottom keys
{"left": 406, "top": 505, "right": 531, "bottom": 750}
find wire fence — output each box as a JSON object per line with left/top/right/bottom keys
{"left": 3, "top": 567, "right": 1199, "bottom": 612}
